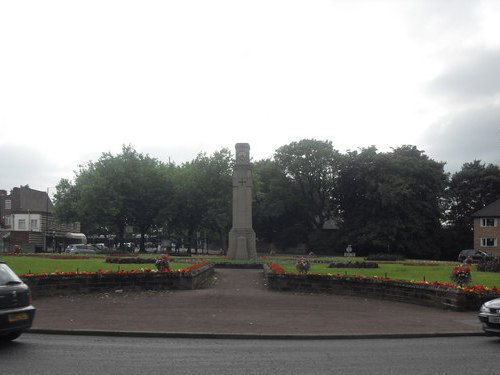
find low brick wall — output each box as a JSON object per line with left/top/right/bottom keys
{"left": 263, "top": 265, "right": 498, "bottom": 311}
{"left": 23, "top": 264, "right": 215, "bottom": 298}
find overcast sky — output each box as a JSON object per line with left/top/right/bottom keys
{"left": 1, "top": 0, "right": 499, "bottom": 193}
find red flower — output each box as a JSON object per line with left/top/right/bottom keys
{"left": 268, "top": 263, "right": 286, "bottom": 274}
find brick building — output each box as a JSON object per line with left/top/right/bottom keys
{"left": 472, "top": 198, "right": 500, "bottom": 257}
{"left": 0, "top": 186, "right": 84, "bottom": 253}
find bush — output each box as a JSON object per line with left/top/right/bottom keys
{"left": 451, "top": 265, "right": 472, "bottom": 286}
{"left": 477, "top": 257, "right": 500, "bottom": 273}
{"left": 329, "top": 261, "right": 378, "bottom": 269}
{"left": 296, "top": 258, "right": 311, "bottom": 274}
{"left": 105, "top": 257, "right": 155, "bottom": 264}
{"left": 365, "top": 253, "right": 405, "bottom": 261}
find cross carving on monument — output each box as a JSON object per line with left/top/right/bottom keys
{"left": 238, "top": 178, "right": 247, "bottom": 186}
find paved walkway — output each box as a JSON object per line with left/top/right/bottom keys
{"left": 31, "top": 269, "right": 482, "bottom": 337}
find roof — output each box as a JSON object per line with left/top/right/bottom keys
{"left": 8, "top": 186, "right": 54, "bottom": 213}
{"left": 19, "top": 187, "right": 54, "bottom": 213}
{"left": 472, "top": 198, "right": 500, "bottom": 217}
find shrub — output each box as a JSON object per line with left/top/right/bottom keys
{"left": 296, "top": 258, "right": 311, "bottom": 274}
{"left": 155, "top": 257, "right": 170, "bottom": 272}
{"left": 451, "top": 265, "right": 472, "bottom": 286}
{"left": 477, "top": 257, "right": 500, "bottom": 273}
{"left": 105, "top": 257, "right": 155, "bottom": 264}
{"left": 365, "top": 253, "right": 405, "bottom": 261}
{"left": 329, "top": 261, "right": 378, "bottom": 269}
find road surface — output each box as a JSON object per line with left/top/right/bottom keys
{"left": 1, "top": 333, "right": 498, "bottom": 375}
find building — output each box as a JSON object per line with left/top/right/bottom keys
{"left": 472, "top": 198, "right": 500, "bottom": 257}
{"left": 0, "top": 186, "right": 84, "bottom": 253}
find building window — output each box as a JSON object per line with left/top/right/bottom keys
{"left": 481, "top": 238, "right": 497, "bottom": 247}
{"left": 5, "top": 199, "right": 11, "bottom": 209}
{"left": 30, "top": 219, "right": 38, "bottom": 230}
{"left": 481, "top": 218, "right": 497, "bottom": 227}
{"left": 18, "top": 219, "right": 26, "bottom": 230}
{"left": 4, "top": 216, "right": 11, "bottom": 226}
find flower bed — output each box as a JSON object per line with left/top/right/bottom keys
{"left": 105, "top": 257, "right": 156, "bottom": 264}
{"left": 329, "top": 261, "right": 378, "bottom": 269}
{"left": 21, "top": 263, "right": 214, "bottom": 298}
{"left": 264, "top": 263, "right": 500, "bottom": 311}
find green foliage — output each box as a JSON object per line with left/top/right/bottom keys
{"left": 278, "top": 261, "right": 500, "bottom": 288}
{"left": 337, "top": 145, "right": 447, "bottom": 258}
{"left": 253, "top": 159, "right": 309, "bottom": 249}
{"left": 274, "top": 139, "right": 341, "bottom": 231}
{"left": 447, "top": 161, "right": 500, "bottom": 229}
{"left": 3, "top": 255, "right": 184, "bottom": 275}
{"left": 477, "top": 258, "right": 500, "bottom": 273}
{"left": 51, "top": 139, "right": 498, "bottom": 260}
{"left": 54, "top": 145, "right": 173, "bottom": 250}
{"left": 169, "top": 149, "right": 233, "bottom": 250}
{"left": 451, "top": 265, "right": 472, "bottom": 286}
{"left": 444, "top": 161, "right": 500, "bottom": 253}
{"left": 365, "top": 253, "right": 405, "bottom": 261}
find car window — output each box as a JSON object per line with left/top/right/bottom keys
{"left": 0, "top": 263, "right": 22, "bottom": 285}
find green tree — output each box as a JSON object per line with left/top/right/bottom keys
{"left": 253, "top": 159, "right": 309, "bottom": 250}
{"left": 444, "top": 160, "right": 500, "bottom": 254}
{"left": 274, "top": 139, "right": 341, "bottom": 231}
{"left": 338, "top": 146, "right": 447, "bottom": 258}
{"left": 170, "top": 149, "right": 233, "bottom": 251}
{"left": 54, "top": 145, "right": 173, "bottom": 251}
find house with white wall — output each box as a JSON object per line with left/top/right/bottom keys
{"left": 1, "top": 186, "right": 83, "bottom": 253}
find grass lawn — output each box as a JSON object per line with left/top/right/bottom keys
{"left": 279, "top": 261, "right": 500, "bottom": 288}
{"left": 1, "top": 255, "right": 187, "bottom": 275}
{"left": 3, "top": 254, "right": 500, "bottom": 288}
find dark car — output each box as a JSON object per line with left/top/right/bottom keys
{"left": 0, "top": 261, "right": 36, "bottom": 342}
{"left": 457, "top": 249, "right": 492, "bottom": 263}
{"left": 479, "top": 298, "right": 500, "bottom": 336}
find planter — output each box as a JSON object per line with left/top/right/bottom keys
{"left": 22, "top": 264, "right": 215, "bottom": 298}
{"left": 263, "top": 264, "right": 499, "bottom": 311}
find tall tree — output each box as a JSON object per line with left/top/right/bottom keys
{"left": 274, "top": 139, "right": 341, "bottom": 231}
{"left": 170, "top": 149, "right": 233, "bottom": 251}
{"left": 444, "top": 160, "right": 500, "bottom": 252}
{"left": 54, "top": 145, "right": 173, "bottom": 251}
{"left": 338, "top": 146, "right": 447, "bottom": 258}
{"left": 253, "top": 159, "right": 309, "bottom": 250}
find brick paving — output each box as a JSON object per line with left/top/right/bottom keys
{"left": 31, "top": 269, "right": 482, "bottom": 336}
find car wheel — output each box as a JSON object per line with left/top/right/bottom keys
{"left": 0, "top": 331, "right": 22, "bottom": 342}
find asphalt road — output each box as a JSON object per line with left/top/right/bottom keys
{"left": 1, "top": 334, "right": 499, "bottom": 375}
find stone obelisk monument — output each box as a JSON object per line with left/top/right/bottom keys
{"left": 227, "top": 143, "right": 257, "bottom": 260}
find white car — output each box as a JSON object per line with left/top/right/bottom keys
{"left": 65, "top": 244, "right": 97, "bottom": 254}
{"left": 94, "top": 243, "right": 109, "bottom": 252}
{"left": 479, "top": 298, "right": 500, "bottom": 336}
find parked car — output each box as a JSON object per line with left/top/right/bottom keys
{"left": 0, "top": 261, "right": 36, "bottom": 342}
{"left": 65, "top": 244, "right": 98, "bottom": 254}
{"left": 457, "top": 249, "right": 492, "bottom": 263}
{"left": 94, "top": 243, "right": 109, "bottom": 252}
{"left": 479, "top": 298, "right": 500, "bottom": 336}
